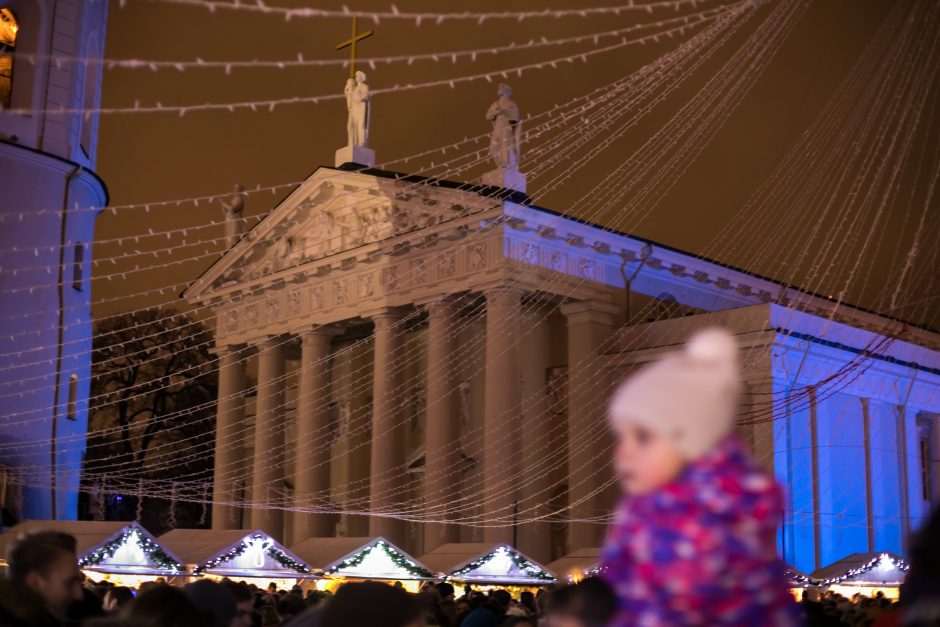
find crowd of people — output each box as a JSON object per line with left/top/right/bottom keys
{"left": 0, "top": 527, "right": 618, "bottom": 626}
{"left": 801, "top": 589, "right": 900, "bottom": 627}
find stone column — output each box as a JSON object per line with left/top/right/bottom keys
{"left": 251, "top": 337, "right": 286, "bottom": 540}
{"left": 291, "top": 327, "right": 338, "bottom": 545}
{"left": 560, "top": 300, "right": 619, "bottom": 551}
{"left": 423, "top": 299, "right": 462, "bottom": 552}
{"left": 482, "top": 287, "right": 523, "bottom": 544}
{"left": 368, "top": 308, "right": 407, "bottom": 545}
{"left": 212, "top": 345, "right": 246, "bottom": 530}
{"left": 517, "top": 311, "right": 552, "bottom": 564}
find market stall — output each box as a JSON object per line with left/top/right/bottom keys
{"left": 0, "top": 520, "right": 184, "bottom": 587}
{"left": 421, "top": 543, "right": 555, "bottom": 594}
{"left": 160, "top": 528, "right": 316, "bottom": 590}
{"left": 547, "top": 547, "right": 602, "bottom": 583}
{"left": 291, "top": 536, "right": 434, "bottom": 593}
{"left": 811, "top": 552, "right": 909, "bottom": 600}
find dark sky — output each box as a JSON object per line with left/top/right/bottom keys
{"left": 94, "top": 0, "right": 939, "bottom": 328}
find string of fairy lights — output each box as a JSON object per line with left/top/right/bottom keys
{"left": 1, "top": 4, "right": 772, "bottom": 532}
{"left": 0, "top": 0, "right": 935, "bottom": 540}
{"left": 0, "top": 2, "right": 748, "bottom": 410}
{"left": 16, "top": 28, "right": 940, "bottom": 536}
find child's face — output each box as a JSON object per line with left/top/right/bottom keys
{"left": 613, "top": 422, "right": 686, "bottom": 495}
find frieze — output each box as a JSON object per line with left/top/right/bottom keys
{"left": 224, "top": 310, "right": 239, "bottom": 333}
{"left": 382, "top": 266, "right": 399, "bottom": 291}
{"left": 549, "top": 251, "right": 567, "bottom": 273}
{"left": 411, "top": 258, "right": 430, "bottom": 286}
{"left": 287, "top": 288, "right": 302, "bottom": 314}
{"left": 266, "top": 298, "right": 280, "bottom": 322}
{"left": 439, "top": 249, "right": 457, "bottom": 278}
{"left": 334, "top": 280, "right": 348, "bottom": 305}
{"left": 311, "top": 285, "right": 325, "bottom": 309}
{"left": 576, "top": 258, "right": 596, "bottom": 280}
{"left": 359, "top": 273, "right": 375, "bottom": 298}
{"left": 468, "top": 243, "right": 487, "bottom": 270}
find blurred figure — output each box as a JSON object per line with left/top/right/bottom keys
{"left": 898, "top": 505, "right": 940, "bottom": 626}
{"left": 316, "top": 582, "right": 422, "bottom": 627}
{"left": 602, "top": 328, "right": 799, "bottom": 626}
{"left": 541, "top": 578, "right": 617, "bottom": 627}
{"left": 220, "top": 579, "right": 255, "bottom": 627}
{"left": 0, "top": 530, "right": 84, "bottom": 626}
{"left": 102, "top": 586, "right": 133, "bottom": 614}
{"left": 121, "top": 584, "right": 202, "bottom": 627}
{"left": 183, "top": 579, "right": 237, "bottom": 627}
{"left": 462, "top": 594, "right": 501, "bottom": 627}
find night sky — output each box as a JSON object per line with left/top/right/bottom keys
{"left": 93, "top": 0, "right": 939, "bottom": 327}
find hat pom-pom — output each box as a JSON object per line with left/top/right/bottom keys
{"left": 685, "top": 328, "right": 737, "bottom": 364}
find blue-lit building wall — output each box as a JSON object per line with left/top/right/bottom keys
{"left": 768, "top": 319, "right": 939, "bottom": 575}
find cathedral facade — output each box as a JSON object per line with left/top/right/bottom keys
{"left": 186, "top": 162, "right": 940, "bottom": 571}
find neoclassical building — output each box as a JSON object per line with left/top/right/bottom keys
{"left": 0, "top": 0, "right": 109, "bottom": 521}
{"left": 185, "top": 159, "right": 940, "bottom": 571}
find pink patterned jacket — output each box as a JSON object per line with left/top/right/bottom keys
{"left": 601, "top": 436, "right": 801, "bottom": 626}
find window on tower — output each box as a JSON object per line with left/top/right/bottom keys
{"left": 0, "top": 7, "right": 17, "bottom": 110}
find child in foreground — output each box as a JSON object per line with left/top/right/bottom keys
{"left": 601, "top": 328, "right": 799, "bottom": 626}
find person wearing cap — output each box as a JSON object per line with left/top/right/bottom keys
{"left": 601, "top": 328, "right": 799, "bottom": 626}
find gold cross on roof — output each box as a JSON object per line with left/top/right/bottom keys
{"left": 335, "top": 17, "right": 374, "bottom": 79}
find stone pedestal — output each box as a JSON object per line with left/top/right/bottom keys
{"left": 212, "top": 346, "right": 246, "bottom": 530}
{"left": 560, "top": 300, "right": 619, "bottom": 551}
{"left": 482, "top": 167, "right": 526, "bottom": 193}
{"left": 482, "top": 287, "right": 523, "bottom": 544}
{"left": 251, "top": 338, "right": 285, "bottom": 540}
{"left": 335, "top": 144, "right": 375, "bottom": 168}
{"left": 291, "top": 328, "right": 339, "bottom": 545}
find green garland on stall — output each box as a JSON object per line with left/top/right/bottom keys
{"left": 815, "top": 553, "right": 909, "bottom": 586}
{"left": 193, "top": 534, "right": 311, "bottom": 575}
{"left": 78, "top": 526, "right": 183, "bottom": 573}
{"left": 450, "top": 547, "right": 554, "bottom": 581}
{"left": 326, "top": 541, "right": 434, "bottom": 579}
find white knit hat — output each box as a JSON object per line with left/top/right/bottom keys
{"left": 609, "top": 327, "right": 741, "bottom": 460}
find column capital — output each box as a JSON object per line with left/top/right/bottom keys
{"left": 208, "top": 342, "right": 248, "bottom": 357}
{"left": 559, "top": 299, "right": 620, "bottom": 325}
{"left": 365, "top": 306, "right": 410, "bottom": 326}
{"left": 423, "top": 295, "right": 462, "bottom": 316}
{"left": 482, "top": 284, "right": 525, "bottom": 304}
{"left": 297, "top": 324, "right": 343, "bottom": 345}
{"left": 254, "top": 335, "right": 287, "bottom": 352}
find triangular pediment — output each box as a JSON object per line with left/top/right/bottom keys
{"left": 79, "top": 522, "right": 185, "bottom": 575}
{"left": 322, "top": 537, "right": 434, "bottom": 580}
{"left": 185, "top": 167, "right": 498, "bottom": 300}
{"left": 447, "top": 544, "right": 555, "bottom": 584}
{"left": 195, "top": 531, "right": 314, "bottom": 578}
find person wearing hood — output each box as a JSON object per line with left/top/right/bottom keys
{"left": 601, "top": 328, "right": 799, "bottom": 626}
{"left": 0, "top": 530, "right": 85, "bottom": 627}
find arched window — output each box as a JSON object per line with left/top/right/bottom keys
{"left": 0, "top": 7, "right": 17, "bottom": 110}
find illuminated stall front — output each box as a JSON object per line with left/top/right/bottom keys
{"left": 547, "top": 547, "right": 602, "bottom": 583}
{"left": 811, "top": 553, "right": 909, "bottom": 600}
{"left": 421, "top": 543, "right": 555, "bottom": 594}
{"left": 291, "top": 536, "right": 434, "bottom": 593}
{"left": 160, "top": 529, "right": 315, "bottom": 590}
{"left": 0, "top": 521, "right": 184, "bottom": 588}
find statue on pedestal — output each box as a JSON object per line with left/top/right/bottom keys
{"left": 345, "top": 71, "right": 371, "bottom": 147}
{"left": 486, "top": 83, "right": 522, "bottom": 170}
{"left": 221, "top": 184, "right": 246, "bottom": 248}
